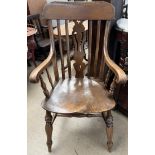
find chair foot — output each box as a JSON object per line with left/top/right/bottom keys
{"left": 102, "top": 111, "right": 113, "bottom": 152}
{"left": 45, "top": 111, "right": 53, "bottom": 152}
{"left": 107, "top": 141, "right": 113, "bottom": 152}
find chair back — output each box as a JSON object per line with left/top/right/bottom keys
{"left": 42, "top": 1, "right": 115, "bottom": 82}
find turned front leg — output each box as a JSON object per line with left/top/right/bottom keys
{"left": 45, "top": 111, "right": 53, "bottom": 152}
{"left": 103, "top": 110, "right": 113, "bottom": 152}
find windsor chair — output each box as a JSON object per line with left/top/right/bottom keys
{"left": 29, "top": 1, "right": 127, "bottom": 153}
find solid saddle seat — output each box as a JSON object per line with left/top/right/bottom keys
{"left": 42, "top": 77, "right": 115, "bottom": 113}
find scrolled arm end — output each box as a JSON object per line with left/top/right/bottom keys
{"left": 115, "top": 67, "right": 127, "bottom": 84}
{"left": 29, "top": 71, "right": 40, "bottom": 83}
{"left": 29, "top": 51, "right": 54, "bottom": 83}
{"left": 104, "top": 51, "right": 127, "bottom": 85}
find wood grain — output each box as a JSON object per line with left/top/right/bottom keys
{"left": 87, "top": 20, "right": 92, "bottom": 78}
{"left": 94, "top": 20, "right": 101, "bottom": 77}
{"left": 46, "top": 68, "right": 54, "bottom": 89}
{"left": 28, "top": 2, "right": 124, "bottom": 153}
{"left": 65, "top": 20, "right": 72, "bottom": 78}
{"left": 50, "top": 20, "right": 59, "bottom": 82}
{"left": 29, "top": 47, "right": 54, "bottom": 83}
{"left": 104, "top": 110, "right": 113, "bottom": 152}
{"left": 42, "top": 78, "right": 115, "bottom": 113}
{"left": 104, "top": 21, "right": 127, "bottom": 84}
{"left": 72, "top": 20, "right": 87, "bottom": 78}
{"left": 57, "top": 19, "right": 65, "bottom": 79}
{"left": 45, "top": 111, "right": 53, "bottom": 152}
{"left": 42, "top": 1, "right": 115, "bottom": 20}
{"left": 53, "top": 20, "right": 88, "bottom": 36}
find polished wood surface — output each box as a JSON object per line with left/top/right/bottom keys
{"left": 29, "top": 21, "right": 127, "bottom": 85}
{"left": 104, "top": 21, "right": 127, "bottom": 84}
{"left": 65, "top": 20, "right": 72, "bottom": 78}
{"left": 42, "top": 1, "right": 115, "bottom": 20}
{"left": 45, "top": 111, "right": 53, "bottom": 152}
{"left": 29, "top": 2, "right": 127, "bottom": 153}
{"left": 53, "top": 20, "right": 88, "bottom": 36}
{"left": 42, "top": 78, "right": 115, "bottom": 113}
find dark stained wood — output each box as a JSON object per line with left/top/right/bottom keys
{"left": 104, "top": 21, "right": 127, "bottom": 84}
{"left": 90, "top": 20, "right": 106, "bottom": 78}
{"left": 57, "top": 20, "right": 65, "bottom": 79}
{"left": 48, "top": 20, "right": 59, "bottom": 82}
{"left": 53, "top": 20, "right": 88, "bottom": 36}
{"left": 57, "top": 113, "right": 102, "bottom": 117}
{"left": 109, "top": 76, "right": 116, "bottom": 95}
{"left": 42, "top": 1, "right": 115, "bottom": 20}
{"left": 87, "top": 20, "right": 92, "bottom": 78}
{"left": 45, "top": 111, "right": 53, "bottom": 152}
{"left": 104, "top": 110, "right": 113, "bottom": 152}
{"left": 72, "top": 20, "right": 87, "bottom": 78}
{"left": 104, "top": 69, "right": 111, "bottom": 88}
{"left": 99, "top": 57, "right": 106, "bottom": 80}
{"left": 29, "top": 2, "right": 127, "bottom": 153}
{"left": 39, "top": 75, "right": 50, "bottom": 98}
{"left": 42, "top": 78, "right": 115, "bottom": 113}
{"left": 29, "top": 46, "right": 54, "bottom": 83}
{"left": 45, "top": 68, "right": 54, "bottom": 89}
{"left": 65, "top": 20, "right": 71, "bottom": 78}
{"left": 94, "top": 20, "right": 101, "bottom": 77}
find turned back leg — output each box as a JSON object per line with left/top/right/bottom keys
{"left": 45, "top": 111, "right": 53, "bottom": 152}
{"left": 102, "top": 110, "right": 113, "bottom": 152}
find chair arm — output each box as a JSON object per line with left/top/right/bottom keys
{"left": 104, "top": 49, "right": 127, "bottom": 84}
{"left": 103, "top": 21, "right": 127, "bottom": 84}
{"left": 29, "top": 50, "right": 54, "bottom": 83}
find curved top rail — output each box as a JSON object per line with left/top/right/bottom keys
{"left": 42, "top": 1, "right": 115, "bottom": 20}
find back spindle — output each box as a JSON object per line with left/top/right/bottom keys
{"left": 94, "top": 20, "right": 101, "bottom": 77}
{"left": 57, "top": 19, "right": 65, "bottom": 79}
{"left": 39, "top": 75, "right": 50, "bottom": 98}
{"left": 48, "top": 20, "right": 59, "bottom": 82}
{"left": 88, "top": 20, "right": 92, "bottom": 78}
{"left": 65, "top": 20, "right": 71, "bottom": 78}
{"left": 45, "top": 68, "right": 54, "bottom": 89}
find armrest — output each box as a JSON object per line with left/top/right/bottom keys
{"left": 29, "top": 50, "right": 54, "bottom": 83}
{"left": 104, "top": 49, "right": 127, "bottom": 84}
{"left": 104, "top": 21, "right": 127, "bottom": 84}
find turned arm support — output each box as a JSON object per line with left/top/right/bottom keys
{"left": 29, "top": 50, "right": 54, "bottom": 83}
{"left": 104, "top": 21, "right": 127, "bottom": 85}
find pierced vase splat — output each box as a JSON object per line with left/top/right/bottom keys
{"left": 72, "top": 20, "right": 87, "bottom": 78}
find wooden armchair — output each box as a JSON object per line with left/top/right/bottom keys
{"left": 29, "top": 1, "right": 127, "bottom": 153}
